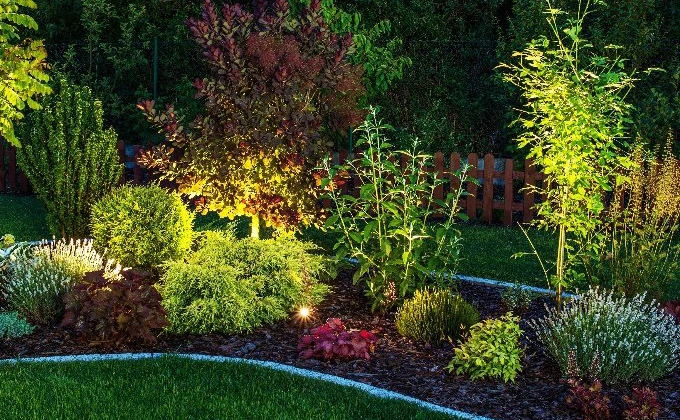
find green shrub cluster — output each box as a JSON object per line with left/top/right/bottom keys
{"left": 395, "top": 288, "right": 479, "bottom": 344}
{"left": 159, "top": 230, "right": 329, "bottom": 335}
{"left": 447, "top": 313, "right": 524, "bottom": 383}
{"left": 0, "top": 311, "right": 34, "bottom": 338}
{"left": 17, "top": 78, "right": 121, "bottom": 238}
{"left": 91, "top": 185, "right": 194, "bottom": 269}
{"left": 500, "top": 283, "right": 536, "bottom": 314}
{"left": 1, "top": 239, "right": 104, "bottom": 324}
{"left": 530, "top": 288, "right": 680, "bottom": 384}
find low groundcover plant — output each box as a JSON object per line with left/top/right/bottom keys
{"left": 530, "top": 287, "right": 680, "bottom": 384}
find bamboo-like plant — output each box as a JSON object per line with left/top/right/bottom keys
{"left": 500, "top": 0, "right": 637, "bottom": 307}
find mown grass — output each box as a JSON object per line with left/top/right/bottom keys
{"left": 0, "top": 195, "right": 50, "bottom": 241}
{"left": 0, "top": 357, "right": 461, "bottom": 420}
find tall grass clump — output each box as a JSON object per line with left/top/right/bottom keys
{"left": 530, "top": 288, "right": 680, "bottom": 384}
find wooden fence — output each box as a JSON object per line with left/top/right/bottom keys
{"left": 2, "top": 139, "right": 547, "bottom": 226}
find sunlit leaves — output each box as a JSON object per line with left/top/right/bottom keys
{"left": 0, "top": 0, "right": 51, "bottom": 147}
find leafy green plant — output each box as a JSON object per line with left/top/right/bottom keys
{"left": 90, "top": 185, "right": 194, "bottom": 269}
{"left": 446, "top": 313, "right": 524, "bottom": 383}
{"left": 0, "top": 311, "right": 34, "bottom": 338}
{"left": 159, "top": 230, "right": 329, "bottom": 335}
{"left": 500, "top": 283, "right": 536, "bottom": 314}
{"left": 1, "top": 234, "right": 15, "bottom": 250}
{"left": 500, "top": 1, "right": 638, "bottom": 306}
{"left": 1, "top": 239, "right": 104, "bottom": 324}
{"left": 0, "top": 0, "right": 52, "bottom": 147}
{"left": 138, "top": 0, "right": 365, "bottom": 238}
{"left": 61, "top": 267, "right": 169, "bottom": 346}
{"left": 321, "top": 107, "right": 471, "bottom": 311}
{"left": 395, "top": 288, "right": 479, "bottom": 344}
{"left": 529, "top": 287, "right": 680, "bottom": 384}
{"left": 17, "top": 78, "right": 121, "bottom": 238}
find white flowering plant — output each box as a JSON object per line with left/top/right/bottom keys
{"left": 1, "top": 239, "right": 104, "bottom": 324}
{"left": 530, "top": 287, "right": 680, "bottom": 384}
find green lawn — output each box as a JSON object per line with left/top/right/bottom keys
{"left": 0, "top": 357, "right": 461, "bottom": 420}
{"left": 0, "top": 195, "right": 49, "bottom": 241}
{"left": 0, "top": 194, "right": 555, "bottom": 285}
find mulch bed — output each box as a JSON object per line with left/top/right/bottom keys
{"left": 1, "top": 270, "right": 678, "bottom": 420}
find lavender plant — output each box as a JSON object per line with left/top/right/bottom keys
{"left": 1, "top": 239, "right": 104, "bottom": 324}
{"left": 530, "top": 287, "right": 680, "bottom": 384}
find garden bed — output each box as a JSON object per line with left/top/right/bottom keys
{"left": 1, "top": 270, "right": 678, "bottom": 420}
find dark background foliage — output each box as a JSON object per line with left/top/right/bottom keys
{"left": 33, "top": 0, "right": 680, "bottom": 156}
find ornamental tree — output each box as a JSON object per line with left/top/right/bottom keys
{"left": 0, "top": 0, "right": 52, "bottom": 147}
{"left": 499, "top": 0, "right": 637, "bottom": 307}
{"left": 138, "top": 0, "right": 365, "bottom": 238}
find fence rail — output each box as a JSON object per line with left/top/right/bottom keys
{"left": 1, "top": 139, "right": 547, "bottom": 226}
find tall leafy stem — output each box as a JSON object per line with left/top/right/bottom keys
{"left": 321, "top": 107, "right": 471, "bottom": 311}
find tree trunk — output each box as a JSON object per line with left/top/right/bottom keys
{"left": 251, "top": 214, "right": 260, "bottom": 239}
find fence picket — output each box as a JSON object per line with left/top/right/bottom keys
{"left": 483, "top": 153, "right": 494, "bottom": 223}
{"left": 504, "top": 159, "right": 514, "bottom": 226}
{"left": 466, "top": 153, "right": 478, "bottom": 221}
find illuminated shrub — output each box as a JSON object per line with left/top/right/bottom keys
{"left": 90, "top": 185, "right": 194, "bottom": 269}
{"left": 159, "top": 230, "right": 329, "bottom": 334}
{"left": 138, "top": 0, "right": 365, "bottom": 237}
{"left": 395, "top": 288, "right": 479, "bottom": 344}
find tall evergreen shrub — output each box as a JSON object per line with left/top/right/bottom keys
{"left": 17, "top": 79, "right": 121, "bottom": 238}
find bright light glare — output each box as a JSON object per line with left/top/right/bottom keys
{"left": 299, "top": 307, "right": 311, "bottom": 319}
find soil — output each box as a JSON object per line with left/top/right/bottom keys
{"left": 1, "top": 271, "right": 678, "bottom": 420}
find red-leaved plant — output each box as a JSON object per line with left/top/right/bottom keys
{"left": 298, "top": 318, "right": 377, "bottom": 361}
{"left": 138, "top": 0, "right": 365, "bottom": 237}
{"left": 623, "top": 388, "right": 662, "bottom": 420}
{"left": 662, "top": 301, "right": 680, "bottom": 324}
{"left": 61, "top": 268, "right": 169, "bottom": 346}
{"left": 565, "top": 379, "right": 611, "bottom": 420}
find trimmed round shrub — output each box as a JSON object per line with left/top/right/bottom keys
{"left": 159, "top": 230, "right": 329, "bottom": 335}
{"left": 530, "top": 287, "right": 680, "bottom": 384}
{"left": 396, "top": 288, "right": 479, "bottom": 344}
{"left": 91, "top": 185, "right": 194, "bottom": 268}
{"left": 1, "top": 239, "right": 104, "bottom": 324}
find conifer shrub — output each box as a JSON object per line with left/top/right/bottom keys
{"left": 90, "top": 185, "right": 194, "bottom": 269}
{"left": 159, "top": 230, "right": 329, "bottom": 334}
{"left": 17, "top": 79, "right": 121, "bottom": 238}
{"left": 395, "top": 288, "right": 479, "bottom": 344}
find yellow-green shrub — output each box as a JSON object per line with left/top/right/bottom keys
{"left": 395, "top": 288, "right": 479, "bottom": 344}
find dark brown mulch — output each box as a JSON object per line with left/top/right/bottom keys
{"left": 1, "top": 271, "right": 678, "bottom": 420}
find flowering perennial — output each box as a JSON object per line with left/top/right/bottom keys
{"left": 1, "top": 239, "right": 104, "bottom": 324}
{"left": 530, "top": 288, "right": 680, "bottom": 384}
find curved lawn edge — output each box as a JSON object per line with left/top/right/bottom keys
{"left": 0, "top": 352, "right": 495, "bottom": 420}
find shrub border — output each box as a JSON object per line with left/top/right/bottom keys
{"left": 0, "top": 353, "right": 494, "bottom": 420}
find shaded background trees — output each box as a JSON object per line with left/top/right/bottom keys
{"left": 32, "top": 0, "right": 680, "bottom": 156}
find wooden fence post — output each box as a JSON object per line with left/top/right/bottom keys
{"left": 466, "top": 153, "right": 478, "bottom": 221}
{"left": 433, "top": 152, "right": 444, "bottom": 205}
{"left": 523, "top": 157, "right": 536, "bottom": 223}
{"left": 503, "top": 158, "right": 514, "bottom": 226}
{"left": 483, "top": 153, "right": 494, "bottom": 224}
{"left": 133, "top": 145, "right": 143, "bottom": 185}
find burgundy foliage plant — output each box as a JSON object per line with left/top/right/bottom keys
{"left": 623, "top": 388, "right": 662, "bottom": 420}
{"left": 565, "top": 379, "right": 611, "bottom": 420}
{"left": 298, "top": 318, "right": 377, "bottom": 361}
{"left": 61, "top": 269, "right": 169, "bottom": 346}
{"left": 138, "top": 0, "right": 365, "bottom": 235}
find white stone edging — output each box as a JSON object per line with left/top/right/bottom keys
{"left": 346, "top": 257, "right": 579, "bottom": 299}
{"left": 0, "top": 353, "right": 494, "bottom": 420}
